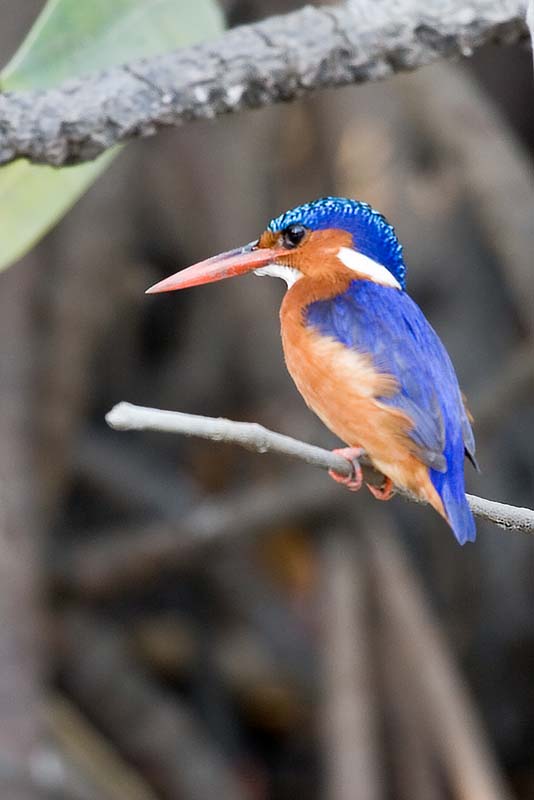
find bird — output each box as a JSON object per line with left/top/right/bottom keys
{"left": 147, "top": 196, "right": 478, "bottom": 544}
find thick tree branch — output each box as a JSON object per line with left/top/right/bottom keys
{"left": 0, "top": 0, "right": 529, "bottom": 167}
{"left": 106, "top": 402, "right": 534, "bottom": 534}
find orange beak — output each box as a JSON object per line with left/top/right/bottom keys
{"left": 146, "top": 242, "right": 285, "bottom": 294}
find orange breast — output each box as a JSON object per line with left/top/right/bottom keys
{"left": 279, "top": 280, "right": 445, "bottom": 516}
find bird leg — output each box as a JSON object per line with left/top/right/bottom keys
{"left": 366, "top": 476, "right": 394, "bottom": 501}
{"left": 328, "top": 447, "right": 364, "bottom": 492}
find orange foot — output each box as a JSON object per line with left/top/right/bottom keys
{"left": 366, "top": 477, "right": 395, "bottom": 501}
{"left": 328, "top": 447, "right": 364, "bottom": 492}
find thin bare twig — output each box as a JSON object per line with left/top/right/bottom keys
{"left": 0, "top": 0, "right": 528, "bottom": 167}
{"left": 106, "top": 402, "right": 534, "bottom": 534}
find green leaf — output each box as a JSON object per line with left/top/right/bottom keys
{"left": 0, "top": 0, "right": 224, "bottom": 271}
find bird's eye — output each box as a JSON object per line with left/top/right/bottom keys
{"left": 282, "top": 224, "right": 307, "bottom": 249}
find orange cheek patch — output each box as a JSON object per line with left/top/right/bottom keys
{"left": 260, "top": 227, "right": 357, "bottom": 287}
{"left": 280, "top": 229, "right": 353, "bottom": 278}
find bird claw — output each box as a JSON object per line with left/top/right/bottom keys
{"left": 328, "top": 447, "right": 364, "bottom": 492}
{"left": 366, "top": 477, "right": 394, "bottom": 501}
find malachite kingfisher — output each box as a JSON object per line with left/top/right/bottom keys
{"left": 147, "top": 197, "right": 478, "bottom": 544}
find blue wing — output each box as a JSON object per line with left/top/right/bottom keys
{"left": 305, "top": 280, "right": 476, "bottom": 544}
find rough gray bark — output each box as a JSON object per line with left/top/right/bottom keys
{"left": 0, "top": 0, "right": 529, "bottom": 167}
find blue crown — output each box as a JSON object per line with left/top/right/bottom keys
{"left": 267, "top": 197, "right": 406, "bottom": 289}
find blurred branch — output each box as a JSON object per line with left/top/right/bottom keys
{"left": 106, "top": 402, "right": 534, "bottom": 533}
{"left": 400, "top": 62, "right": 534, "bottom": 336}
{"left": 35, "top": 162, "right": 145, "bottom": 519}
{"left": 0, "top": 255, "right": 45, "bottom": 798}
{"left": 71, "top": 435, "right": 321, "bottom": 692}
{"left": 46, "top": 693, "right": 159, "bottom": 800}
{"left": 528, "top": 0, "right": 534, "bottom": 60}
{"left": 368, "top": 519, "right": 514, "bottom": 800}
{"left": 320, "top": 530, "right": 382, "bottom": 800}
{"left": 210, "top": 550, "right": 319, "bottom": 693}
{"left": 55, "top": 465, "right": 341, "bottom": 597}
{"left": 377, "top": 622, "right": 444, "bottom": 800}
{"left": 0, "top": 0, "right": 528, "bottom": 167}
{"left": 60, "top": 613, "right": 252, "bottom": 800}
{"left": 76, "top": 430, "right": 199, "bottom": 516}
{"left": 473, "top": 342, "right": 534, "bottom": 432}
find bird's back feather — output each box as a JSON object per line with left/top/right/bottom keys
{"left": 303, "top": 280, "right": 476, "bottom": 544}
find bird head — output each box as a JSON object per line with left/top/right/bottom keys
{"left": 146, "top": 197, "right": 406, "bottom": 295}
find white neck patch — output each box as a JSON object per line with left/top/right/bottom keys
{"left": 336, "top": 247, "right": 401, "bottom": 289}
{"left": 254, "top": 264, "right": 303, "bottom": 288}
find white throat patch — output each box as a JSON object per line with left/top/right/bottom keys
{"left": 336, "top": 247, "right": 401, "bottom": 289}
{"left": 254, "top": 263, "right": 303, "bottom": 288}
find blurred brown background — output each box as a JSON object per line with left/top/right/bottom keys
{"left": 0, "top": 1, "right": 533, "bottom": 798}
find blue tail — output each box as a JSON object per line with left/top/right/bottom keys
{"left": 430, "top": 462, "right": 476, "bottom": 545}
